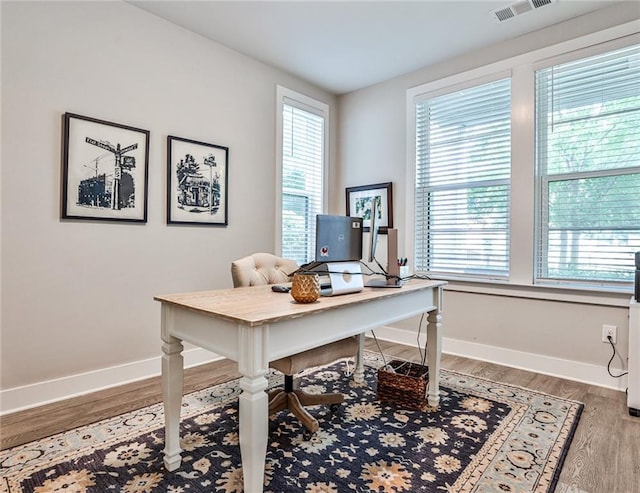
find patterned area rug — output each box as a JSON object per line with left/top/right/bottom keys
{"left": 1, "top": 352, "right": 582, "bottom": 493}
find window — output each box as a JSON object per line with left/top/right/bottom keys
{"left": 414, "top": 77, "right": 511, "bottom": 279}
{"left": 276, "top": 87, "right": 328, "bottom": 265}
{"left": 408, "top": 25, "right": 639, "bottom": 298}
{"left": 535, "top": 44, "right": 640, "bottom": 288}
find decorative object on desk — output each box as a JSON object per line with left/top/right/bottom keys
{"left": 167, "top": 135, "right": 229, "bottom": 226}
{"left": 346, "top": 182, "right": 393, "bottom": 233}
{"left": 290, "top": 272, "right": 320, "bottom": 303}
{"left": 61, "top": 112, "right": 150, "bottom": 222}
{"left": 1, "top": 352, "right": 583, "bottom": 493}
{"left": 378, "top": 359, "right": 429, "bottom": 411}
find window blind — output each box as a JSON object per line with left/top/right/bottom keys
{"left": 535, "top": 44, "right": 640, "bottom": 287}
{"left": 415, "top": 78, "right": 511, "bottom": 278}
{"left": 281, "top": 102, "right": 324, "bottom": 265}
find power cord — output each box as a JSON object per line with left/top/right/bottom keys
{"left": 606, "top": 335, "right": 628, "bottom": 378}
{"left": 416, "top": 312, "right": 428, "bottom": 367}
{"left": 360, "top": 259, "right": 402, "bottom": 283}
{"left": 407, "top": 273, "right": 432, "bottom": 281}
{"left": 292, "top": 259, "right": 433, "bottom": 283}
{"left": 370, "top": 330, "right": 388, "bottom": 369}
{"left": 359, "top": 259, "right": 432, "bottom": 283}
{"left": 371, "top": 308, "right": 430, "bottom": 378}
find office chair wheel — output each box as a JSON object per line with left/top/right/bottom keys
{"left": 330, "top": 403, "right": 341, "bottom": 413}
{"left": 303, "top": 430, "right": 315, "bottom": 441}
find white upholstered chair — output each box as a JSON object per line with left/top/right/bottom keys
{"left": 231, "top": 252, "right": 358, "bottom": 435}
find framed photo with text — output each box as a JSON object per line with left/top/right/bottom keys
{"left": 61, "top": 113, "right": 150, "bottom": 222}
{"left": 167, "top": 135, "right": 229, "bottom": 226}
{"left": 346, "top": 182, "right": 393, "bottom": 233}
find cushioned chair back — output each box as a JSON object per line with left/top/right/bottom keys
{"left": 231, "top": 253, "right": 299, "bottom": 288}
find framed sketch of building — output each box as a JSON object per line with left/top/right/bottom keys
{"left": 167, "top": 135, "right": 229, "bottom": 226}
{"left": 61, "top": 113, "right": 150, "bottom": 222}
{"left": 346, "top": 182, "right": 393, "bottom": 233}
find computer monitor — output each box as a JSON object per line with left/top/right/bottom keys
{"left": 315, "top": 214, "right": 363, "bottom": 263}
{"left": 367, "top": 197, "right": 379, "bottom": 263}
{"left": 365, "top": 196, "right": 402, "bottom": 288}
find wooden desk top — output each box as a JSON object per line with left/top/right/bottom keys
{"left": 155, "top": 279, "right": 445, "bottom": 327}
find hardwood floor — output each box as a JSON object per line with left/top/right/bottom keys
{"left": 1, "top": 340, "right": 638, "bottom": 492}
{"left": 0, "top": 358, "right": 241, "bottom": 451}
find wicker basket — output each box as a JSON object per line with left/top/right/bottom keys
{"left": 377, "top": 359, "right": 429, "bottom": 411}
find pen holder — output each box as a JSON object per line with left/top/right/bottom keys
{"left": 399, "top": 266, "right": 410, "bottom": 279}
{"left": 290, "top": 272, "right": 320, "bottom": 303}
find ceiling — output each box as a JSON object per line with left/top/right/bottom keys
{"left": 130, "top": 0, "right": 622, "bottom": 94}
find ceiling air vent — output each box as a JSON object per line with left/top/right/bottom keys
{"left": 491, "top": 0, "right": 555, "bottom": 22}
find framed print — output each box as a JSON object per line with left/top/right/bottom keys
{"left": 61, "top": 113, "right": 150, "bottom": 222}
{"left": 167, "top": 135, "right": 229, "bottom": 226}
{"left": 346, "top": 182, "right": 393, "bottom": 233}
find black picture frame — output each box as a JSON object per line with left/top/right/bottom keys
{"left": 346, "top": 182, "right": 393, "bottom": 234}
{"left": 167, "top": 135, "right": 229, "bottom": 226}
{"left": 61, "top": 113, "right": 150, "bottom": 222}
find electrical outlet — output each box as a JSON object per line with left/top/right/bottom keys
{"left": 602, "top": 324, "right": 617, "bottom": 344}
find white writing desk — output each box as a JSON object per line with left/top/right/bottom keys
{"left": 155, "top": 278, "right": 445, "bottom": 493}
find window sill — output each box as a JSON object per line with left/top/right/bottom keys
{"left": 426, "top": 275, "right": 632, "bottom": 307}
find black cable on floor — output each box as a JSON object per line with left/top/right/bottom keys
{"left": 606, "top": 335, "right": 628, "bottom": 378}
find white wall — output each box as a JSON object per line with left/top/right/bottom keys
{"left": 0, "top": 1, "right": 336, "bottom": 411}
{"left": 337, "top": 3, "right": 639, "bottom": 390}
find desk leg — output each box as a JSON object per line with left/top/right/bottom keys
{"left": 354, "top": 333, "right": 365, "bottom": 384}
{"left": 427, "top": 300, "right": 442, "bottom": 407}
{"left": 162, "top": 336, "right": 184, "bottom": 471}
{"left": 238, "top": 325, "right": 269, "bottom": 493}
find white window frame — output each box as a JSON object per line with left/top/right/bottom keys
{"left": 533, "top": 41, "right": 640, "bottom": 290}
{"left": 275, "top": 86, "right": 329, "bottom": 259}
{"left": 406, "top": 22, "right": 639, "bottom": 305}
{"left": 411, "top": 71, "right": 513, "bottom": 281}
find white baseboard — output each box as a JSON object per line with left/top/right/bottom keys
{"left": 371, "top": 326, "right": 628, "bottom": 392}
{"left": 0, "top": 348, "right": 221, "bottom": 416}
{"left": 3, "top": 327, "right": 626, "bottom": 415}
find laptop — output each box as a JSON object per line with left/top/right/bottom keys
{"left": 315, "top": 215, "right": 363, "bottom": 263}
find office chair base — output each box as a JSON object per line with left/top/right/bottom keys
{"left": 268, "top": 388, "right": 344, "bottom": 435}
